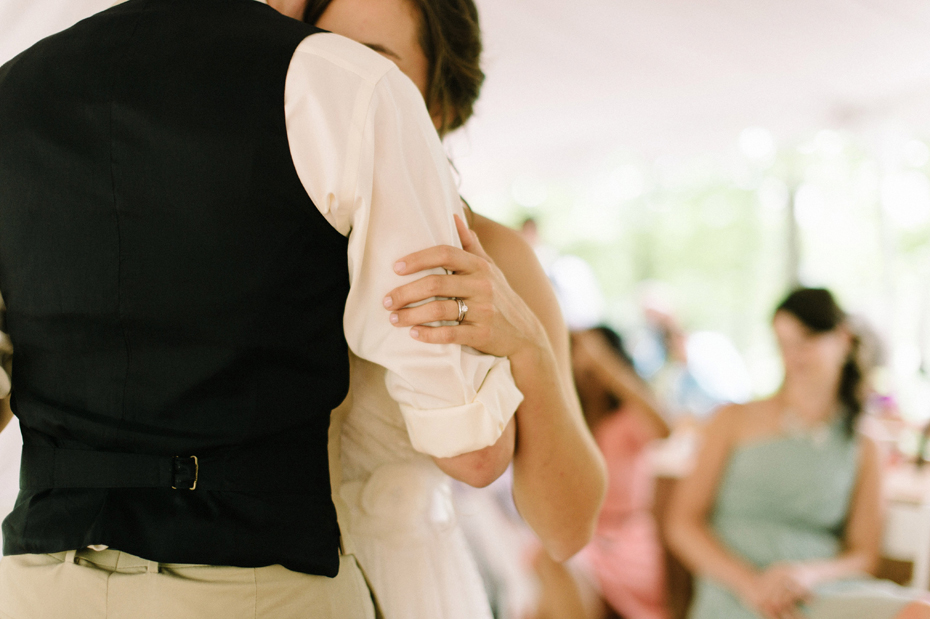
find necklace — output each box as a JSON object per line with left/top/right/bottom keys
{"left": 781, "top": 406, "right": 834, "bottom": 447}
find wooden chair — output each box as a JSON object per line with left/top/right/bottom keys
{"left": 881, "top": 501, "right": 930, "bottom": 590}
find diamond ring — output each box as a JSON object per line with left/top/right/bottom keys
{"left": 455, "top": 298, "right": 468, "bottom": 324}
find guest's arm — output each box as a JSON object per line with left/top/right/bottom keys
{"left": 665, "top": 405, "right": 770, "bottom": 612}
{"left": 731, "top": 436, "right": 881, "bottom": 617}
{"left": 571, "top": 328, "right": 669, "bottom": 439}
{"left": 386, "top": 215, "right": 607, "bottom": 561}
{"left": 666, "top": 405, "right": 881, "bottom": 619}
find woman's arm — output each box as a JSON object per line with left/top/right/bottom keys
{"left": 473, "top": 215, "right": 607, "bottom": 562}
{"left": 432, "top": 416, "right": 516, "bottom": 488}
{"left": 737, "top": 435, "right": 883, "bottom": 618}
{"left": 385, "top": 214, "right": 607, "bottom": 561}
{"left": 665, "top": 405, "right": 763, "bottom": 605}
{"left": 572, "top": 329, "right": 670, "bottom": 440}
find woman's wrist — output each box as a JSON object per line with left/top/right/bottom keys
{"left": 733, "top": 569, "right": 762, "bottom": 603}
{"left": 507, "top": 331, "right": 562, "bottom": 405}
{"left": 509, "top": 335, "right": 554, "bottom": 380}
{"left": 507, "top": 310, "right": 550, "bottom": 366}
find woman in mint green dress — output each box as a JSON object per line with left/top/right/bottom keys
{"left": 667, "top": 288, "right": 930, "bottom": 619}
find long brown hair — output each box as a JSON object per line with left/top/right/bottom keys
{"left": 304, "top": 0, "right": 485, "bottom": 135}
{"left": 776, "top": 288, "right": 865, "bottom": 438}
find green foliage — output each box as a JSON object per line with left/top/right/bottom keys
{"left": 497, "top": 131, "right": 930, "bottom": 413}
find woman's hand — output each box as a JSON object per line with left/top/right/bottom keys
{"left": 383, "top": 214, "right": 546, "bottom": 359}
{"left": 741, "top": 563, "right": 814, "bottom": 619}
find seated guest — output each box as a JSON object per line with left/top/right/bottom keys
{"left": 666, "top": 287, "right": 930, "bottom": 619}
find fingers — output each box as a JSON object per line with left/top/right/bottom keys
{"left": 393, "top": 243, "right": 484, "bottom": 277}
{"left": 408, "top": 323, "right": 490, "bottom": 348}
{"left": 384, "top": 273, "right": 488, "bottom": 310}
{"left": 453, "top": 214, "right": 492, "bottom": 262}
{"left": 454, "top": 213, "right": 477, "bottom": 251}
{"left": 392, "top": 298, "right": 491, "bottom": 328}
{"left": 390, "top": 299, "right": 462, "bottom": 326}
{"left": 780, "top": 607, "right": 805, "bottom": 619}
{"left": 760, "top": 599, "right": 798, "bottom": 619}
{"left": 760, "top": 588, "right": 806, "bottom": 619}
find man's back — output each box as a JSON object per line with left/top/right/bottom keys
{"left": 0, "top": 0, "right": 350, "bottom": 575}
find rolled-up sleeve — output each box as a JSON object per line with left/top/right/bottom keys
{"left": 285, "top": 34, "right": 523, "bottom": 459}
{"left": 395, "top": 358, "right": 521, "bottom": 457}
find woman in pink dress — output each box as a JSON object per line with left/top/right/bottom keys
{"left": 539, "top": 327, "right": 671, "bottom": 619}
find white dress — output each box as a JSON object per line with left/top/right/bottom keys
{"left": 336, "top": 352, "right": 493, "bottom": 619}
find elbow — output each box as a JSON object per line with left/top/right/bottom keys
{"left": 542, "top": 455, "right": 608, "bottom": 562}
{"left": 434, "top": 446, "right": 511, "bottom": 488}
{"left": 543, "top": 519, "right": 597, "bottom": 563}
{"left": 532, "top": 489, "right": 601, "bottom": 562}
{"left": 433, "top": 417, "right": 516, "bottom": 488}
{"left": 451, "top": 456, "right": 510, "bottom": 488}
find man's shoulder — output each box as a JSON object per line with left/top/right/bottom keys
{"left": 291, "top": 32, "right": 397, "bottom": 86}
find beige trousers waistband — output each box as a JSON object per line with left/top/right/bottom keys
{"left": 50, "top": 548, "right": 203, "bottom": 572}
{"left": 0, "top": 548, "right": 376, "bottom": 619}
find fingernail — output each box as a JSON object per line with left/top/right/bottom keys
{"left": 394, "top": 261, "right": 405, "bottom": 273}
{"left": 383, "top": 296, "right": 393, "bottom": 308}
{"left": 410, "top": 328, "right": 419, "bottom": 338}
{"left": 390, "top": 313, "right": 399, "bottom": 324}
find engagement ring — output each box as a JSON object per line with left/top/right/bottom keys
{"left": 455, "top": 298, "right": 468, "bottom": 323}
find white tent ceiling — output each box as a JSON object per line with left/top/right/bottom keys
{"left": 4, "top": 0, "right": 930, "bottom": 211}
{"left": 447, "top": 0, "right": 930, "bottom": 210}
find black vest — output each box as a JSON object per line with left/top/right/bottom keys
{"left": 0, "top": 0, "right": 350, "bottom": 576}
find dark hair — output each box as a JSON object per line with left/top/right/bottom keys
{"left": 594, "top": 325, "right": 635, "bottom": 368}
{"left": 592, "top": 325, "right": 635, "bottom": 410}
{"left": 304, "top": 0, "right": 485, "bottom": 135}
{"left": 775, "top": 288, "right": 864, "bottom": 437}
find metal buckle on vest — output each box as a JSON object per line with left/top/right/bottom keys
{"left": 171, "top": 455, "right": 199, "bottom": 490}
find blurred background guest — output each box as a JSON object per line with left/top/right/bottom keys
{"left": 666, "top": 288, "right": 930, "bottom": 619}
{"left": 633, "top": 286, "right": 751, "bottom": 425}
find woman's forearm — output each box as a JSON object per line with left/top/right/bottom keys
{"left": 510, "top": 341, "right": 607, "bottom": 562}
{"left": 667, "top": 512, "right": 759, "bottom": 599}
{"left": 800, "top": 550, "right": 878, "bottom": 585}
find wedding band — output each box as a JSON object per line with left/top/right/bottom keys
{"left": 455, "top": 298, "right": 468, "bottom": 323}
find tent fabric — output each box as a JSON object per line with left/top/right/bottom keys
{"left": 3, "top": 1, "right": 930, "bottom": 209}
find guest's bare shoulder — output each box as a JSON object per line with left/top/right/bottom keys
{"left": 710, "top": 397, "right": 781, "bottom": 445}
{"left": 702, "top": 403, "right": 747, "bottom": 446}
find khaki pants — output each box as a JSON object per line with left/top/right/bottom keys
{"left": 0, "top": 547, "right": 376, "bottom": 619}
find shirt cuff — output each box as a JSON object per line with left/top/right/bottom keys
{"left": 399, "top": 359, "right": 524, "bottom": 459}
